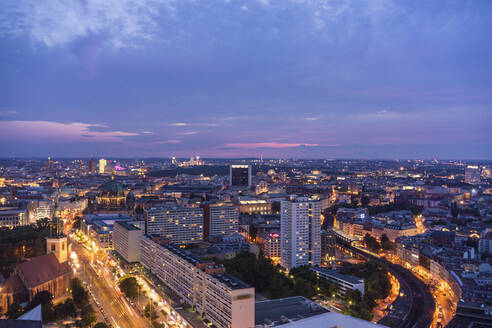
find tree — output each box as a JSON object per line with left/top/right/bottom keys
{"left": 0, "top": 223, "right": 51, "bottom": 275}
{"left": 382, "top": 241, "right": 395, "bottom": 251}
{"left": 29, "top": 291, "right": 53, "bottom": 308}
{"left": 28, "top": 291, "right": 56, "bottom": 323}
{"left": 94, "top": 323, "right": 109, "bottom": 328}
{"left": 338, "top": 260, "right": 391, "bottom": 317}
{"left": 119, "top": 276, "right": 139, "bottom": 299}
{"left": 70, "top": 278, "right": 89, "bottom": 307}
{"left": 81, "top": 304, "right": 97, "bottom": 327}
{"left": 328, "top": 283, "right": 339, "bottom": 298}
{"left": 54, "top": 298, "right": 77, "bottom": 320}
{"left": 344, "top": 289, "right": 362, "bottom": 305}
{"left": 216, "top": 252, "right": 294, "bottom": 299}
{"left": 363, "top": 233, "right": 381, "bottom": 253}
{"left": 6, "top": 302, "right": 23, "bottom": 319}
{"left": 144, "top": 302, "right": 158, "bottom": 320}
{"left": 361, "top": 196, "right": 370, "bottom": 207}
{"left": 269, "top": 275, "right": 285, "bottom": 296}
{"left": 380, "top": 234, "right": 395, "bottom": 251}
{"left": 343, "top": 303, "right": 372, "bottom": 321}
{"left": 319, "top": 280, "right": 339, "bottom": 297}
{"left": 294, "top": 277, "right": 315, "bottom": 298}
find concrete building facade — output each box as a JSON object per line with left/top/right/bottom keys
{"left": 280, "top": 197, "right": 321, "bottom": 269}
{"left": 113, "top": 221, "right": 143, "bottom": 262}
{"left": 140, "top": 235, "right": 255, "bottom": 328}
{"left": 145, "top": 205, "right": 204, "bottom": 244}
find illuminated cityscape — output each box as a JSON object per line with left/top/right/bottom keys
{"left": 1, "top": 159, "right": 492, "bottom": 328}
{"left": 1, "top": 1, "right": 492, "bottom": 328}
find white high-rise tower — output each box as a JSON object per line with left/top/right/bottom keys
{"left": 280, "top": 196, "right": 321, "bottom": 270}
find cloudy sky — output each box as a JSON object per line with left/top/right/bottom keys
{"left": 0, "top": 0, "right": 491, "bottom": 159}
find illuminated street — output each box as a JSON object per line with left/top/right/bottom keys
{"left": 70, "top": 238, "right": 152, "bottom": 328}
{"left": 70, "top": 231, "right": 194, "bottom": 328}
{"left": 372, "top": 272, "right": 400, "bottom": 323}
{"left": 387, "top": 254, "right": 457, "bottom": 328}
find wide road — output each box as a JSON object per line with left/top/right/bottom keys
{"left": 387, "top": 262, "right": 434, "bottom": 328}
{"left": 433, "top": 289, "right": 454, "bottom": 327}
{"left": 70, "top": 239, "right": 152, "bottom": 328}
{"left": 342, "top": 242, "right": 434, "bottom": 328}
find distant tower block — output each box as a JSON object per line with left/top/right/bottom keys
{"left": 46, "top": 201, "right": 68, "bottom": 263}
{"left": 229, "top": 164, "right": 252, "bottom": 187}
{"left": 99, "top": 158, "right": 107, "bottom": 174}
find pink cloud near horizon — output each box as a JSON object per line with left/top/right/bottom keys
{"left": 0, "top": 120, "right": 139, "bottom": 142}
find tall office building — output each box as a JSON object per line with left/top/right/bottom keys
{"left": 99, "top": 158, "right": 107, "bottom": 174}
{"left": 88, "top": 158, "right": 95, "bottom": 173}
{"left": 229, "top": 164, "right": 252, "bottom": 187}
{"left": 465, "top": 165, "right": 481, "bottom": 184}
{"left": 280, "top": 197, "right": 321, "bottom": 270}
{"left": 46, "top": 157, "right": 53, "bottom": 171}
{"left": 201, "top": 203, "right": 239, "bottom": 240}
{"left": 145, "top": 205, "right": 204, "bottom": 244}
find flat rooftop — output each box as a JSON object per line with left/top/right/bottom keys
{"left": 279, "top": 312, "right": 389, "bottom": 328}
{"left": 144, "top": 235, "right": 252, "bottom": 290}
{"left": 311, "top": 267, "right": 364, "bottom": 285}
{"left": 255, "top": 296, "right": 328, "bottom": 325}
{"left": 84, "top": 214, "right": 132, "bottom": 222}
{"left": 115, "top": 220, "right": 140, "bottom": 231}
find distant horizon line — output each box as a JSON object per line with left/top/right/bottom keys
{"left": 1, "top": 157, "right": 492, "bottom": 162}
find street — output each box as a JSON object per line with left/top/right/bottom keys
{"left": 70, "top": 239, "right": 152, "bottom": 328}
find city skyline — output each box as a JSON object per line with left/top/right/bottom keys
{"left": 1, "top": 1, "right": 492, "bottom": 159}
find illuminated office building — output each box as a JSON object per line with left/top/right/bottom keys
{"left": 229, "top": 164, "right": 251, "bottom": 187}
{"left": 465, "top": 165, "right": 481, "bottom": 184}
{"left": 201, "top": 203, "right": 239, "bottom": 240}
{"left": 99, "top": 158, "right": 107, "bottom": 174}
{"left": 145, "top": 205, "right": 204, "bottom": 244}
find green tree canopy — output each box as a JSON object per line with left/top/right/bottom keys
{"left": 70, "top": 278, "right": 89, "bottom": 307}
{"left": 119, "top": 276, "right": 139, "bottom": 299}
{"left": 364, "top": 233, "right": 381, "bottom": 253}
{"left": 81, "top": 304, "right": 97, "bottom": 327}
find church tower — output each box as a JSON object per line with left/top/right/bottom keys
{"left": 46, "top": 198, "right": 68, "bottom": 263}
